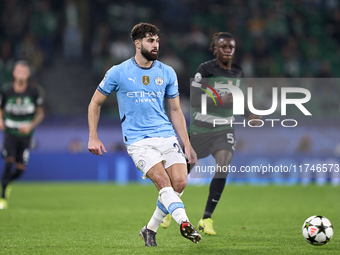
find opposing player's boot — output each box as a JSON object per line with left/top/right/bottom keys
{"left": 198, "top": 218, "right": 216, "bottom": 235}
{"left": 160, "top": 214, "right": 172, "bottom": 228}
{"left": 180, "top": 221, "right": 202, "bottom": 244}
{"left": 0, "top": 198, "right": 8, "bottom": 209}
{"left": 139, "top": 226, "right": 157, "bottom": 246}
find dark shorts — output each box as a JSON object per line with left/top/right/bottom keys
{"left": 190, "top": 129, "right": 236, "bottom": 160}
{"left": 2, "top": 133, "right": 31, "bottom": 165}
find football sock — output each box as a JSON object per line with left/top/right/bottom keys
{"left": 147, "top": 197, "right": 168, "bottom": 232}
{"left": 10, "top": 169, "right": 24, "bottom": 181}
{"left": 174, "top": 191, "right": 183, "bottom": 198}
{"left": 146, "top": 191, "right": 184, "bottom": 232}
{"left": 202, "top": 177, "right": 227, "bottom": 219}
{"left": 1, "top": 162, "right": 13, "bottom": 199}
{"left": 159, "top": 187, "right": 188, "bottom": 225}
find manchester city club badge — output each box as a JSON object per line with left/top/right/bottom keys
{"left": 155, "top": 76, "right": 164, "bottom": 85}
{"left": 137, "top": 160, "right": 146, "bottom": 170}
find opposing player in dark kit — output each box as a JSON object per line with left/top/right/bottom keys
{"left": 161, "top": 32, "right": 260, "bottom": 235}
{"left": 0, "top": 61, "right": 45, "bottom": 209}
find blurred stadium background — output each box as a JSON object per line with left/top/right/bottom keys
{"left": 0, "top": 0, "right": 339, "bottom": 184}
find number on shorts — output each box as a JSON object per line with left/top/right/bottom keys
{"left": 173, "top": 143, "right": 185, "bottom": 156}
{"left": 227, "top": 133, "right": 234, "bottom": 144}
{"left": 227, "top": 133, "right": 236, "bottom": 151}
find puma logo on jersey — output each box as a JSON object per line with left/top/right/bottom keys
{"left": 128, "top": 77, "right": 136, "bottom": 83}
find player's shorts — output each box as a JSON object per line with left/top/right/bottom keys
{"left": 2, "top": 133, "right": 31, "bottom": 165}
{"left": 190, "top": 129, "right": 236, "bottom": 159}
{"left": 127, "top": 136, "right": 187, "bottom": 179}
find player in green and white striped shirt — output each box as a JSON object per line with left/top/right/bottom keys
{"left": 0, "top": 60, "right": 44, "bottom": 209}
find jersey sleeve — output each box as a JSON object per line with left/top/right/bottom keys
{"left": 195, "top": 63, "right": 209, "bottom": 79}
{"left": 97, "top": 66, "right": 120, "bottom": 96}
{"left": 190, "top": 63, "right": 208, "bottom": 107}
{"left": 35, "top": 90, "right": 44, "bottom": 107}
{"left": 0, "top": 89, "right": 7, "bottom": 109}
{"left": 165, "top": 67, "right": 179, "bottom": 99}
{"left": 0, "top": 91, "right": 5, "bottom": 109}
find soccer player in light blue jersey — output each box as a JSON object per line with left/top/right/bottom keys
{"left": 88, "top": 23, "right": 201, "bottom": 246}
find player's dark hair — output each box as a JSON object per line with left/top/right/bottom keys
{"left": 14, "top": 60, "right": 30, "bottom": 68}
{"left": 130, "top": 22, "right": 160, "bottom": 41}
{"left": 209, "top": 32, "right": 234, "bottom": 54}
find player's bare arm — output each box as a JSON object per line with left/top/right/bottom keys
{"left": 19, "top": 106, "right": 44, "bottom": 135}
{"left": 247, "top": 114, "right": 262, "bottom": 126}
{"left": 167, "top": 96, "right": 197, "bottom": 165}
{"left": 88, "top": 90, "right": 108, "bottom": 156}
{"left": 221, "top": 93, "right": 233, "bottom": 104}
{"left": 0, "top": 108, "right": 5, "bottom": 130}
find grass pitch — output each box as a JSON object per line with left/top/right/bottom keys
{"left": 0, "top": 183, "right": 339, "bottom": 254}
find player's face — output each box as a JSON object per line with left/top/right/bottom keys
{"left": 214, "top": 38, "right": 236, "bottom": 64}
{"left": 140, "top": 34, "right": 159, "bottom": 61}
{"left": 13, "top": 64, "right": 30, "bottom": 82}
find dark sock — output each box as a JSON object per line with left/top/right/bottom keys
{"left": 11, "top": 168, "right": 24, "bottom": 181}
{"left": 1, "top": 162, "right": 13, "bottom": 199}
{"left": 202, "top": 177, "right": 227, "bottom": 219}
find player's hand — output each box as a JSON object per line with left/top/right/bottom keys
{"left": 18, "top": 124, "right": 32, "bottom": 134}
{"left": 248, "top": 114, "right": 262, "bottom": 126}
{"left": 184, "top": 145, "right": 197, "bottom": 166}
{"left": 88, "top": 138, "right": 107, "bottom": 156}
{"left": 221, "top": 93, "right": 233, "bottom": 104}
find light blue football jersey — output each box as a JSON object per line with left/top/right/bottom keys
{"left": 97, "top": 57, "right": 179, "bottom": 146}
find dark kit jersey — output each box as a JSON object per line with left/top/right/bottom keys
{"left": 196, "top": 59, "right": 243, "bottom": 79}
{"left": 0, "top": 85, "right": 43, "bottom": 137}
{"left": 190, "top": 59, "right": 244, "bottom": 134}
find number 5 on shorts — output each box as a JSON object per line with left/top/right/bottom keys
{"left": 227, "top": 133, "right": 235, "bottom": 151}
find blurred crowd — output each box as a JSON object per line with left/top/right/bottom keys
{"left": 1, "top": 0, "right": 340, "bottom": 115}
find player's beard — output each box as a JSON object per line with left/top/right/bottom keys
{"left": 141, "top": 45, "right": 158, "bottom": 61}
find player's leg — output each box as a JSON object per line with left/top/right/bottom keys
{"left": 164, "top": 163, "right": 201, "bottom": 243}
{"left": 0, "top": 156, "right": 15, "bottom": 209}
{"left": 1, "top": 134, "right": 14, "bottom": 200}
{"left": 198, "top": 130, "right": 236, "bottom": 235}
{"left": 1, "top": 136, "right": 30, "bottom": 209}
{"left": 138, "top": 162, "right": 171, "bottom": 246}
{"left": 1, "top": 158, "right": 15, "bottom": 199}
{"left": 129, "top": 137, "right": 201, "bottom": 245}
{"left": 128, "top": 140, "right": 169, "bottom": 246}
{"left": 148, "top": 136, "right": 201, "bottom": 243}
{"left": 159, "top": 189, "right": 183, "bottom": 228}
{"left": 10, "top": 137, "right": 30, "bottom": 185}
{"left": 141, "top": 136, "right": 189, "bottom": 231}
{"left": 1, "top": 134, "right": 20, "bottom": 209}
{"left": 141, "top": 162, "right": 199, "bottom": 245}
{"left": 203, "top": 150, "right": 232, "bottom": 218}
{"left": 147, "top": 163, "right": 190, "bottom": 224}
{"left": 198, "top": 150, "right": 232, "bottom": 235}
{"left": 12, "top": 163, "right": 26, "bottom": 182}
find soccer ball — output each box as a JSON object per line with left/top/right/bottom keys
{"left": 302, "top": 215, "right": 333, "bottom": 245}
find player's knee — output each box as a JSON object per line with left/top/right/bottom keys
{"left": 153, "top": 175, "right": 171, "bottom": 189}
{"left": 15, "top": 163, "right": 26, "bottom": 170}
{"left": 4, "top": 157, "right": 15, "bottom": 163}
{"left": 173, "top": 178, "right": 187, "bottom": 193}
